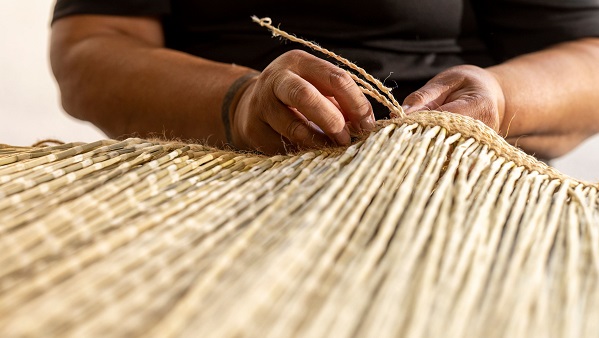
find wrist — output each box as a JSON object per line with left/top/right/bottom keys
{"left": 221, "top": 72, "right": 259, "bottom": 147}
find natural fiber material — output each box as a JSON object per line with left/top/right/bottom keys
{"left": 1, "top": 111, "right": 598, "bottom": 337}
{"left": 2, "top": 17, "right": 597, "bottom": 338}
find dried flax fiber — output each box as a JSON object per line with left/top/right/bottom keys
{"left": 1, "top": 17, "right": 599, "bottom": 338}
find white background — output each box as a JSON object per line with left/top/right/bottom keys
{"left": 1, "top": 0, "right": 598, "bottom": 181}
{"left": 0, "top": 1, "right": 106, "bottom": 146}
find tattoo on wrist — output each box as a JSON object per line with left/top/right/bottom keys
{"left": 221, "top": 72, "right": 259, "bottom": 145}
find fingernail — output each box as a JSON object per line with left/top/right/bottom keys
{"left": 359, "top": 114, "right": 376, "bottom": 131}
{"left": 333, "top": 125, "right": 351, "bottom": 146}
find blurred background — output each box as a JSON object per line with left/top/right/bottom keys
{"left": 1, "top": 0, "right": 598, "bottom": 180}
{"left": 0, "top": 0, "right": 105, "bottom": 146}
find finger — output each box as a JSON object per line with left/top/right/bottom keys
{"left": 243, "top": 120, "right": 294, "bottom": 155}
{"left": 402, "top": 84, "right": 454, "bottom": 114}
{"left": 291, "top": 51, "right": 376, "bottom": 132}
{"left": 325, "top": 96, "right": 357, "bottom": 135}
{"left": 326, "top": 96, "right": 342, "bottom": 111}
{"left": 272, "top": 71, "right": 351, "bottom": 146}
{"left": 263, "top": 101, "right": 331, "bottom": 149}
{"left": 290, "top": 106, "right": 326, "bottom": 135}
{"left": 402, "top": 67, "right": 474, "bottom": 114}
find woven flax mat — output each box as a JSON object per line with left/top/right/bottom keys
{"left": 1, "top": 111, "right": 598, "bottom": 337}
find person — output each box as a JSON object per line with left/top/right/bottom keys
{"left": 50, "top": 1, "right": 599, "bottom": 158}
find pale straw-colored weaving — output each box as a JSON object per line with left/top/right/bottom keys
{"left": 1, "top": 18, "right": 598, "bottom": 338}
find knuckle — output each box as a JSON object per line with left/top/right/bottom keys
{"left": 289, "top": 83, "right": 320, "bottom": 108}
{"left": 261, "top": 65, "right": 276, "bottom": 79}
{"left": 261, "top": 66, "right": 285, "bottom": 85}
{"left": 281, "top": 49, "right": 309, "bottom": 62}
{"left": 329, "top": 70, "right": 354, "bottom": 91}
{"left": 286, "top": 119, "right": 306, "bottom": 140}
{"left": 322, "top": 115, "right": 345, "bottom": 133}
{"left": 442, "top": 65, "right": 477, "bottom": 79}
{"left": 455, "top": 64, "right": 482, "bottom": 73}
{"left": 353, "top": 98, "right": 373, "bottom": 116}
{"left": 406, "top": 90, "right": 429, "bottom": 104}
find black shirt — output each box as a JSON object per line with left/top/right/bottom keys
{"left": 53, "top": 0, "right": 599, "bottom": 116}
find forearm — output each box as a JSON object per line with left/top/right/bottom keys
{"left": 488, "top": 38, "right": 599, "bottom": 159}
{"left": 51, "top": 23, "right": 255, "bottom": 144}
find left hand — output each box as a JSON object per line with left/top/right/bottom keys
{"left": 402, "top": 65, "right": 506, "bottom": 133}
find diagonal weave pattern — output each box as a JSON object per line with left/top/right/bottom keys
{"left": 1, "top": 111, "right": 598, "bottom": 337}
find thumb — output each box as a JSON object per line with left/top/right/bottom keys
{"left": 402, "top": 81, "right": 456, "bottom": 115}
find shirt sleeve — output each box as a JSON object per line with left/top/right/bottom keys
{"left": 472, "top": 0, "right": 599, "bottom": 62}
{"left": 52, "top": 0, "right": 171, "bottom": 23}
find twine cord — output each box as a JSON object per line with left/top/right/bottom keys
{"left": 251, "top": 16, "right": 405, "bottom": 118}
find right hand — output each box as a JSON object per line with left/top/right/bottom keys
{"left": 231, "top": 50, "right": 376, "bottom": 154}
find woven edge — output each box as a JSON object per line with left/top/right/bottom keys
{"left": 388, "top": 110, "right": 594, "bottom": 187}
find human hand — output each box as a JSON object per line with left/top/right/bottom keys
{"left": 402, "top": 65, "right": 506, "bottom": 133}
{"left": 230, "top": 50, "right": 376, "bottom": 154}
